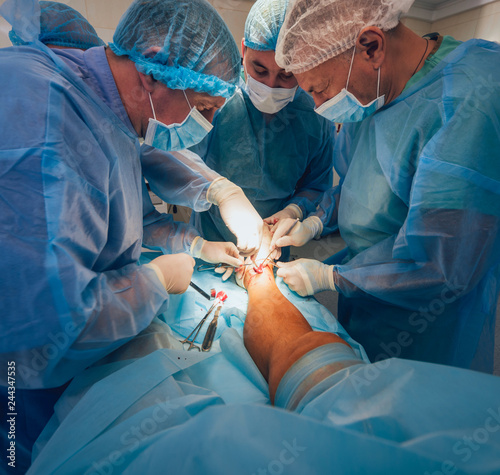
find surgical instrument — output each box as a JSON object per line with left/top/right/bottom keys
{"left": 197, "top": 263, "right": 254, "bottom": 272}
{"left": 180, "top": 291, "right": 228, "bottom": 351}
{"left": 201, "top": 306, "right": 221, "bottom": 352}
{"left": 189, "top": 281, "right": 211, "bottom": 300}
{"left": 257, "top": 218, "right": 300, "bottom": 272}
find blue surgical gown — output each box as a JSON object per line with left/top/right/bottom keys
{"left": 312, "top": 128, "right": 353, "bottom": 236}
{"left": 331, "top": 39, "right": 500, "bottom": 372}
{"left": 0, "top": 43, "right": 197, "bottom": 470}
{"left": 191, "top": 87, "right": 336, "bottom": 243}
{"left": 141, "top": 147, "right": 220, "bottom": 212}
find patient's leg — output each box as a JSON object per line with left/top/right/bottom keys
{"left": 240, "top": 226, "right": 350, "bottom": 403}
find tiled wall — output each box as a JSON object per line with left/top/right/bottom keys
{"left": 1, "top": 0, "right": 498, "bottom": 49}
{"left": 0, "top": 0, "right": 253, "bottom": 51}
{"left": 403, "top": 0, "right": 500, "bottom": 42}
{"left": 84, "top": 0, "right": 255, "bottom": 52}
{"left": 208, "top": 0, "right": 254, "bottom": 54}
{"left": 432, "top": 1, "right": 500, "bottom": 42}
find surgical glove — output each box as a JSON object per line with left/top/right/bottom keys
{"left": 191, "top": 236, "right": 244, "bottom": 267}
{"left": 207, "top": 177, "right": 263, "bottom": 255}
{"left": 146, "top": 253, "right": 195, "bottom": 294}
{"left": 276, "top": 259, "right": 336, "bottom": 297}
{"left": 214, "top": 264, "right": 237, "bottom": 282}
{"left": 270, "top": 216, "right": 323, "bottom": 249}
{"left": 264, "top": 204, "right": 303, "bottom": 225}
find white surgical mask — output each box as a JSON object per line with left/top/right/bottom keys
{"left": 245, "top": 73, "right": 298, "bottom": 114}
{"left": 315, "top": 48, "right": 385, "bottom": 123}
{"left": 144, "top": 91, "right": 213, "bottom": 151}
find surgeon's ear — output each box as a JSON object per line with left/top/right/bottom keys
{"left": 137, "top": 72, "right": 156, "bottom": 93}
{"left": 357, "top": 27, "right": 385, "bottom": 70}
{"left": 137, "top": 46, "right": 162, "bottom": 93}
{"left": 241, "top": 38, "right": 246, "bottom": 61}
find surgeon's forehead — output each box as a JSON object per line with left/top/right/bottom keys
{"left": 297, "top": 54, "right": 344, "bottom": 91}
{"left": 246, "top": 48, "right": 277, "bottom": 63}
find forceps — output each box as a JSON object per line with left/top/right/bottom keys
{"left": 256, "top": 218, "right": 300, "bottom": 272}
{"left": 201, "top": 306, "right": 221, "bottom": 352}
{"left": 180, "top": 291, "right": 227, "bottom": 351}
{"left": 197, "top": 263, "right": 253, "bottom": 272}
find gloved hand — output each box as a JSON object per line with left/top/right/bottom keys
{"left": 276, "top": 259, "right": 336, "bottom": 297}
{"left": 270, "top": 216, "right": 323, "bottom": 249}
{"left": 191, "top": 236, "right": 245, "bottom": 281}
{"left": 207, "top": 177, "right": 263, "bottom": 256}
{"left": 191, "top": 234, "right": 243, "bottom": 261}
{"left": 264, "top": 204, "right": 302, "bottom": 225}
{"left": 146, "top": 253, "right": 195, "bottom": 294}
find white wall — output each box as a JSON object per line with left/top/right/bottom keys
{"left": 403, "top": 0, "right": 500, "bottom": 42}
{"left": 208, "top": 0, "right": 254, "bottom": 54}
{"left": 2, "top": 0, "right": 498, "bottom": 50}
{"left": 432, "top": 0, "right": 500, "bottom": 42}
{"left": 0, "top": 0, "right": 254, "bottom": 52}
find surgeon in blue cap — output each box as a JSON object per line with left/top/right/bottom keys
{"left": 9, "top": 1, "right": 105, "bottom": 49}
{"left": 14, "top": 1, "right": 264, "bottom": 257}
{"left": 9, "top": 0, "right": 105, "bottom": 49}
{"left": 0, "top": 0, "right": 252, "bottom": 469}
{"left": 272, "top": 0, "right": 500, "bottom": 372}
{"left": 189, "top": 0, "right": 336, "bottom": 263}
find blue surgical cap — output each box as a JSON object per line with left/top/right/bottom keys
{"left": 109, "top": 0, "right": 240, "bottom": 99}
{"left": 244, "top": 0, "right": 289, "bottom": 51}
{"left": 9, "top": 1, "right": 105, "bottom": 49}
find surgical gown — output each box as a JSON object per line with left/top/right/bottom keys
{"left": 191, "top": 87, "right": 336, "bottom": 243}
{"left": 331, "top": 39, "right": 500, "bottom": 372}
{"left": 141, "top": 147, "right": 220, "bottom": 212}
{"left": 0, "top": 43, "right": 198, "bottom": 470}
{"left": 311, "top": 128, "right": 353, "bottom": 237}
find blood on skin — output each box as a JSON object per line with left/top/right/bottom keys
{"left": 254, "top": 264, "right": 264, "bottom": 274}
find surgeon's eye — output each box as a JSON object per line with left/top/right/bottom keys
{"left": 254, "top": 67, "right": 267, "bottom": 77}
{"left": 315, "top": 81, "right": 330, "bottom": 96}
{"left": 279, "top": 72, "right": 294, "bottom": 81}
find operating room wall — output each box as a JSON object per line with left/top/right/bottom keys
{"left": 403, "top": 0, "right": 500, "bottom": 42}
{"left": 1, "top": 0, "right": 500, "bottom": 49}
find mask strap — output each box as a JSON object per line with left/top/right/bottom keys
{"left": 183, "top": 90, "right": 193, "bottom": 110}
{"left": 148, "top": 93, "right": 156, "bottom": 121}
{"left": 346, "top": 46, "right": 356, "bottom": 89}
{"left": 377, "top": 67, "right": 381, "bottom": 97}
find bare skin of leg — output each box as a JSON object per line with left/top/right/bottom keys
{"left": 238, "top": 226, "right": 350, "bottom": 404}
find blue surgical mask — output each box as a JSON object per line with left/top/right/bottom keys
{"left": 144, "top": 91, "right": 213, "bottom": 151}
{"left": 245, "top": 73, "right": 298, "bottom": 114}
{"left": 315, "top": 48, "right": 385, "bottom": 123}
